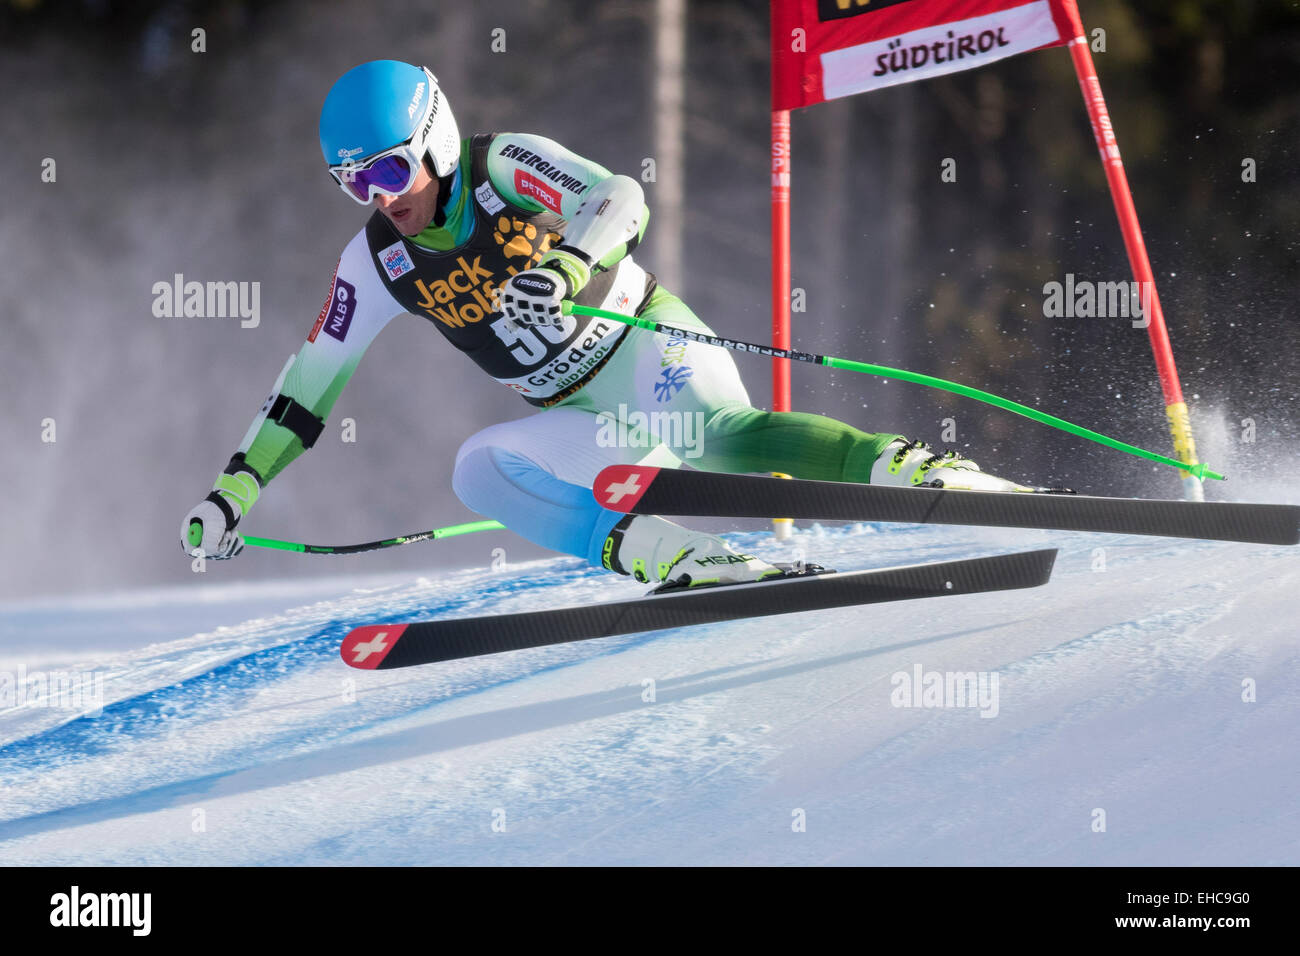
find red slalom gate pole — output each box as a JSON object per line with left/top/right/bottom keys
{"left": 1059, "top": 0, "right": 1203, "bottom": 500}
{"left": 771, "top": 110, "right": 792, "bottom": 413}
{"left": 771, "top": 110, "right": 794, "bottom": 538}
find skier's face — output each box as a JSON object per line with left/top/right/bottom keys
{"left": 371, "top": 160, "right": 439, "bottom": 235}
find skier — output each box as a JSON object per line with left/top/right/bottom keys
{"left": 182, "top": 60, "right": 1036, "bottom": 589}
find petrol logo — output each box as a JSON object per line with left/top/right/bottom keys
{"left": 514, "top": 169, "right": 564, "bottom": 214}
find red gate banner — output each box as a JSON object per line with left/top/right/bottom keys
{"left": 772, "top": 0, "right": 1073, "bottom": 110}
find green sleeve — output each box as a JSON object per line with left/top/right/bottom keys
{"left": 486, "top": 132, "right": 649, "bottom": 269}
{"left": 236, "top": 231, "right": 404, "bottom": 484}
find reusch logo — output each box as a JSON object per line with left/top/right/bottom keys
{"left": 514, "top": 276, "right": 555, "bottom": 294}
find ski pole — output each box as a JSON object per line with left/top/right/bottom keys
{"left": 566, "top": 303, "right": 1225, "bottom": 481}
{"left": 242, "top": 519, "right": 506, "bottom": 555}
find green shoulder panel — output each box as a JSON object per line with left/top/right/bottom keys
{"left": 484, "top": 132, "right": 649, "bottom": 270}
{"left": 485, "top": 132, "right": 612, "bottom": 219}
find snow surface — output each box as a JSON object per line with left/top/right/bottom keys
{"left": 1, "top": 520, "right": 1296, "bottom": 866}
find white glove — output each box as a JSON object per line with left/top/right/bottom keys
{"left": 182, "top": 496, "right": 243, "bottom": 559}
{"left": 181, "top": 469, "right": 260, "bottom": 560}
{"left": 499, "top": 267, "right": 569, "bottom": 329}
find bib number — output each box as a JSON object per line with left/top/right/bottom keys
{"left": 489, "top": 314, "right": 576, "bottom": 367}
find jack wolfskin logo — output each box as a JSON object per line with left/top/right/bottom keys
{"left": 402, "top": 217, "right": 564, "bottom": 330}
{"left": 654, "top": 365, "right": 693, "bottom": 403}
{"left": 412, "top": 255, "right": 496, "bottom": 328}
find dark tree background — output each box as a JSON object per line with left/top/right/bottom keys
{"left": 2, "top": 0, "right": 1296, "bottom": 600}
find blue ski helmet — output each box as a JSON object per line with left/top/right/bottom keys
{"left": 319, "top": 60, "right": 460, "bottom": 177}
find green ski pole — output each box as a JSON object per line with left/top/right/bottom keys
{"left": 242, "top": 519, "right": 506, "bottom": 555}
{"left": 567, "top": 303, "right": 1224, "bottom": 481}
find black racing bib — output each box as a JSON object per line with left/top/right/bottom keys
{"left": 365, "top": 133, "right": 643, "bottom": 404}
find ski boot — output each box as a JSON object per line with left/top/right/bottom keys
{"left": 602, "top": 514, "right": 821, "bottom": 592}
{"left": 871, "top": 438, "right": 1067, "bottom": 493}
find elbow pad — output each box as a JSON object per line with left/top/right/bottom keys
{"left": 236, "top": 353, "right": 326, "bottom": 454}
{"left": 541, "top": 175, "right": 644, "bottom": 296}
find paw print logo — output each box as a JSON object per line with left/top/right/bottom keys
{"left": 493, "top": 217, "right": 564, "bottom": 264}
{"left": 494, "top": 217, "right": 538, "bottom": 260}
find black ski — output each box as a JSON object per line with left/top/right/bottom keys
{"left": 592, "top": 465, "right": 1300, "bottom": 547}
{"left": 340, "top": 548, "right": 1056, "bottom": 669}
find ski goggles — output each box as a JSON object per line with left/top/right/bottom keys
{"left": 328, "top": 140, "right": 424, "bottom": 205}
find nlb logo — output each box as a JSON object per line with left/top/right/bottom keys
{"left": 308, "top": 267, "right": 356, "bottom": 343}
{"left": 323, "top": 279, "right": 356, "bottom": 342}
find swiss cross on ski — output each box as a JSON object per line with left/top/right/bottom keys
{"left": 339, "top": 550, "right": 1060, "bottom": 670}
{"left": 600, "top": 468, "right": 652, "bottom": 506}
{"left": 342, "top": 625, "right": 407, "bottom": 669}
